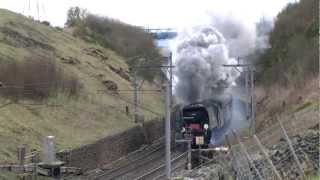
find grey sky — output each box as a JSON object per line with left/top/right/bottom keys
{"left": 0, "top": 0, "right": 297, "bottom": 27}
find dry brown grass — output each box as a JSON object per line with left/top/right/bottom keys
{"left": 255, "top": 77, "right": 319, "bottom": 132}
{"left": 0, "top": 55, "right": 80, "bottom": 100}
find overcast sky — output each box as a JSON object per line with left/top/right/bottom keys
{"left": 0, "top": 0, "right": 297, "bottom": 28}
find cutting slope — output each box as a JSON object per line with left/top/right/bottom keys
{"left": 0, "top": 9, "right": 164, "bottom": 162}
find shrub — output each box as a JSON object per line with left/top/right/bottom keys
{"left": 256, "top": 0, "right": 319, "bottom": 87}
{"left": 41, "top": 21, "right": 51, "bottom": 26}
{"left": 66, "top": 7, "right": 162, "bottom": 81}
{"left": 65, "top": 7, "right": 88, "bottom": 27}
{"left": 0, "top": 55, "right": 80, "bottom": 100}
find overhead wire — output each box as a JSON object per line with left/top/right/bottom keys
{"left": 28, "top": 0, "right": 31, "bottom": 16}
{"left": 0, "top": 101, "right": 13, "bottom": 109}
{"left": 22, "top": 1, "right": 26, "bottom": 14}
{"left": 41, "top": 3, "right": 46, "bottom": 21}
{"left": 99, "top": 90, "right": 163, "bottom": 116}
{"left": 36, "top": 0, "right": 40, "bottom": 20}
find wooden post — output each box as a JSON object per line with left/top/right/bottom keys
{"left": 253, "top": 135, "right": 282, "bottom": 180}
{"left": 232, "top": 131, "right": 264, "bottom": 180}
{"left": 277, "top": 117, "right": 306, "bottom": 178}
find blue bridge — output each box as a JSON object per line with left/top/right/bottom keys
{"left": 145, "top": 28, "right": 178, "bottom": 40}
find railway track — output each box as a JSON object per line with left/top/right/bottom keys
{"left": 91, "top": 139, "right": 164, "bottom": 180}
{"left": 90, "top": 137, "right": 187, "bottom": 180}
{"left": 135, "top": 152, "right": 187, "bottom": 180}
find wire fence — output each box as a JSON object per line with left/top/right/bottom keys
{"left": 227, "top": 105, "right": 319, "bottom": 180}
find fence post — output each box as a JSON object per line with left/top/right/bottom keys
{"left": 253, "top": 135, "right": 282, "bottom": 180}
{"left": 277, "top": 116, "right": 306, "bottom": 178}
{"left": 232, "top": 130, "right": 264, "bottom": 180}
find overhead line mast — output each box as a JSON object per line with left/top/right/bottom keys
{"left": 223, "top": 60, "right": 256, "bottom": 134}
{"left": 23, "top": 0, "right": 47, "bottom": 21}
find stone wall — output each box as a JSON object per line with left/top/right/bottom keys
{"left": 142, "top": 118, "right": 164, "bottom": 144}
{"left": 57, "top": 119, "right": 164, "bottom": 171}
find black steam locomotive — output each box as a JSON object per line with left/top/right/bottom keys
{"left": 174, "top": 95, "right": 233, "bottom": 148}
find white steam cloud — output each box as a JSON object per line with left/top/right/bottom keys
{"left": 173, "top": 15, "right": 262, "bottom": 104}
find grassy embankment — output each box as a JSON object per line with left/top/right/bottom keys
{"left": 0, "top": 9, "right": 164, "bottom": 163}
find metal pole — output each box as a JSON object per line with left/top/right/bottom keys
{"left": 169, "top": 53, "right": 173, "bottom": 108}
{"left": 277, "top": 117, "right": 306, "bottom": 178}
{"left": 165, "top": 83, "right": 171, "bottom": 179}
{"left": 164, "top": 53, "right": 173, "bottom": 179}
{"left": 187, "top": 140, "right": 192, "bottom": 170}
{"left": 133, "top": 69, "right": 138, "bottom": 123}
{"left": 253, "top": 135, "right": 282, "bottom": 180}
{"left": 250, "top": 68, "right": 255, "bottom": 134}
{"left": 169, "top": 53, "right": 174, "bottom": 147}
{"left": 245, "top": 70, "right": 250, "bottom": 119}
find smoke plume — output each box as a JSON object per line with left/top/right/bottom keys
{"left": 173, "top": 15, "right": 263, "bottom": 104}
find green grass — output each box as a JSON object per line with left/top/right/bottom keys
{"left": 288, "top": 99, "right": 319, "bottom": 113}
{"left": 295, "top": 102, "right": 313, "bottom": 112}
{"left": 0, "top": 171, "right": 56, "bottom": 180}
{"left": 0, "top": 171, "right": 18, "bottom": 180}
{"left": 0, "top": 9, "right": 164, "bottom": 163}
{"left": 306, "top": 174, "right": 320, "bottom": 180}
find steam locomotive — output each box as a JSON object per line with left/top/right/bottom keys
{"left": 174, "top": 95, "right": 233, "bottom": 148}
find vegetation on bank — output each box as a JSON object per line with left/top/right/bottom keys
{"left": 256, "top": 0, "right": 318, "bottom": 87}
{"left": 0, "top": 54, "right": 80, "bottom": 100}
{"left": 66, "top": 7, "right": 162, "bottom": 81}
{"left": 0, "top": 8, "right": 164, "bottom": 163}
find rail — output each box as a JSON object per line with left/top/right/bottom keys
{"left": 134, "top": 151, "right": 187, "bottom": 180}
{"left": 93, "top": 138, "right": 165, "bottom": 179}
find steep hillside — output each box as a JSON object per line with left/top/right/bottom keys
{"left": 255, "top": 77, "right": 318, "bottom": 132}
{"left": 255, "top": 0, "right": 319, "bottom": 132}
{"left": 66, "top": 7, "right": 163, "bottom": 81}
{"left": 256, "top": 0, "right": 318, "bottom": 87}
{"left": 0, "top": 9, "right": 164, "bottom": 162}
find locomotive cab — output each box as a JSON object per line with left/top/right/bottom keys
{"left": 181, "top": 104, "right": 212, "bottom": 147}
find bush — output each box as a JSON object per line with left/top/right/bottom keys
{"left": 0, "top": 55, "right": 80, "bottom": 100}
{"left": 41, "top": 21, "right": 51, "bottom": 26}
{"left": 66, "top": 7, "right": 162, "bottom": 81}
{"left": 256, "top": 0, "right": 319, "bottom": 87}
